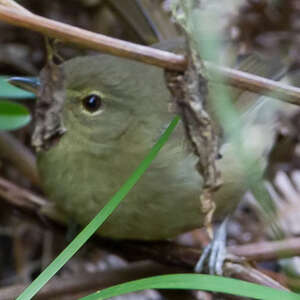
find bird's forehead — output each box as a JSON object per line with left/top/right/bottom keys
{"left": 63, "top": 54, "right": 156, "bottom": 96}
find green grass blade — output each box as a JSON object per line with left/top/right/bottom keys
{"left": 80, "top": 274, "right": 300, "bottom": 300}
{"left": 0, "top": 76, "right": 35, "bottom": 99}
{"left": 16, "top": 116, "right": 180, "bottom": 300}
{"left": 0, "top": 100, "right": 31, "bottom": 130}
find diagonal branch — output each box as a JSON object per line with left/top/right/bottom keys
{"left": 0, "top": 5, "right": 300, "bottom": 105}
{"left": 0, "top": 5, "right": 185, "bottom": 70}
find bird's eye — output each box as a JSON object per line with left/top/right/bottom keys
{"left": 82, "top": 94, "right": 103, "bottom": 113}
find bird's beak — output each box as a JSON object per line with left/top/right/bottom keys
{"left": 7, "top": 77, "right": 40, "bottom": 94}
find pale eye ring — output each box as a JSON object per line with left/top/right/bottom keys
{"left": 82, "top": 94, "right": 102, "bottom": 113}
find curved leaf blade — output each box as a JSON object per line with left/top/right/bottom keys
{"left": 0, "top": 100, "right": 31, "bottom": 130}
{"left": 16, "top": 116, "right": 180, "bottom": 300}
{"left": 80, "top": 274, "right": 300, "bottom": 300}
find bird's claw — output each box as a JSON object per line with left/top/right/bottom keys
{"left": 195, "top": 218, "right": 228, "bottom": 275}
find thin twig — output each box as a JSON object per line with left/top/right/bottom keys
{"left": 0, "top": 5, "right": 300, "bottom": 105}
{"left": 229, "top": 237, "right": 300, "bottom": 261}
{"left": 0, "top": 5, "right": 186, "bottom": 70}
{"left": 207, "top": 62, "right": 300, "bottom": 106}
{"left": 0, "top": 177, "right": 46, "bottom": 211}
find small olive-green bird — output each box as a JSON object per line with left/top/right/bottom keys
{"left": 9, "top": 42, "right": 289, "bottom": 241}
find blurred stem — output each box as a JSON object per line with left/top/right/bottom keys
{"left": 139, "top": 0, "right": 179, "bottom": 40}
{"left": 105, "top": 0, "right": 161, "bottom": 44}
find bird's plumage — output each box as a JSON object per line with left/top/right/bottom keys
{"left": 36, "top": 47, "right": 288, "bottom": 240}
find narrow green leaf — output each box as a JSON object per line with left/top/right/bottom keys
{"left": 80, "top": 274, "right": 300, "bottom": 300}
{"left": 0, "top": 76, "right": 35, "bottom": 99}
{"left": 0, "top": 100, "right": 31, "bottom": 130}
{"left": 16, "top": 116, "right": 180, "bottom": 300}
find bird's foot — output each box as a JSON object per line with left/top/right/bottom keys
{"left": 195, "top": 218, "right": 231, "bottom": 275}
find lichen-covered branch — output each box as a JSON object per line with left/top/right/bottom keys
{"left": 168, "top": 0, "right": 221, "bottom": 236}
